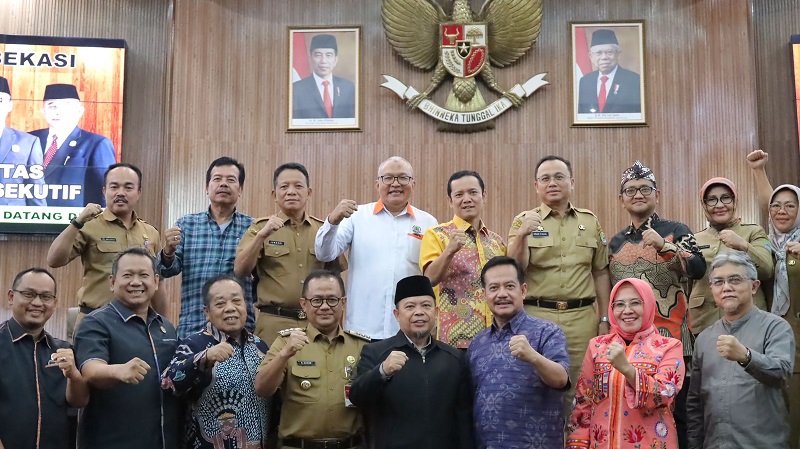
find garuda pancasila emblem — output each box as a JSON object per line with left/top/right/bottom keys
{"left": 381, "top": 0, "right": 548, "bottom": 132}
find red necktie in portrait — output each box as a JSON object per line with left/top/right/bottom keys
{"left": 598, "top": 75, "right": 609, "bottom": 113}
{"left": 322, "top": 80, "right": 333, "bottom": 118}
{"left": 43, "top": 134, "right": 58, "bottom": 167}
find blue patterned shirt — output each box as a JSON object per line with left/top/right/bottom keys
{"left": 158, "top": 209, "right": 254, "bottom": 338}
{"left": 468, "top": 309, "right": 570, "bottom": 449}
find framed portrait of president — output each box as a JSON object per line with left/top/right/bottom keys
{"left": 287, "top": 26, "right": 361, "bottom": 132}
{"left": 570, "top": 21, "right": 647, "bottom": 127}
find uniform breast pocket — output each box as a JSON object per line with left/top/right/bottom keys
{"left": 264, "top": 244, "right": 291, "bottom": 275}
{"left": 593, "top": 363, "right": 612, "bottom": 402}
{"left": 527, "top": 235, "right": 554, "bottom": 249}
{"left": 288, "top": 364, "right": 321, "bottom": 403}
{"left": 575, "top": 238, "right": 598, "bottom": 265}
{"left": 96, "top": 242, "right": 124, "bottom": 268}
{"left": 406, "top": 235, "right": 423, "bottom": 266}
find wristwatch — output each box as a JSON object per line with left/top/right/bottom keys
{"left": 599, "top": 316, "right": 610, "bottom": 324}
{"left": 738, "top": 348, "right": 752, "bottom": 367}
{"left": 70, "top": 218, "right": 84, "bottom": 229}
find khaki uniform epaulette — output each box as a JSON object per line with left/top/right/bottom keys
{"left": 344, "top": 330, "right": 371, "bottom": 342}
{"left": 278, "top": 327, "right": 305, "bottom": 337}
{"left": 573, "top": 206, "right": 599, "bottom": 218}
{"left": 308, "top": 214, "right": 325, "bottom": 224}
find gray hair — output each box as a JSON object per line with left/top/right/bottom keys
{"left": 377, "top": 156, "right": 414, "bottom": 177}
{"left": 709, "top": 251, "right": 758, "bottom": 282}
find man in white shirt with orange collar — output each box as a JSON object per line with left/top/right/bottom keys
{"left": 316, "top": 156, "right": 437, "bottom": 339}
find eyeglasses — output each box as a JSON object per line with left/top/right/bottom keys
{"left": 536, "top": 173, "right": 569, "bottom": 184}
{"left": 304, "top": 296, "right": 344, "bottom": 308}
{"left": 622, "top": 186, "right": 656, "bottom": 197}
{"left": 703, "top": 195, "right": 734, "bottom": 207}
{"left": 709, "top": 276, "right": 750, "bottom": 288}
{"left": 13, "top": 290, "right": 56, "bottom": 303}
{"left": 769, "top": 202, "right": 798, "bottom": 213}
{"left": 610, "top": 299, "right": 644, "bottom": 311}
{"left": 378, "top": 176, "right": 413, "bottom": 186}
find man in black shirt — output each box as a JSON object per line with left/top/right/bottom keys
{"left": 0, "top": 267, "right": 89, "bottom": 449}
{"left": 75, "top": 247, "right": 179, "bottom": 449}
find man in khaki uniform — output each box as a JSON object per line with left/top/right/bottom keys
{"left": 255, "top": 270, "right": 369, "bottom": 449}
{"left": 235, "top": 163, "right": 343, "bottom": 343}
{"left": 507, "top": 155, "right": 611, "bottom": 417}
{"left": 46, "top": 163, "right": 163, "bottom": 323}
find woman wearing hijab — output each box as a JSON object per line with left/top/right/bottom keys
{"left": 567, "top": 278, "right": 684, "bottom": 449}
{"left": 747, "top": 149, "right": 800, "bottom": 449}
{"left": 688, "top": 177, "right": 773, "bottom": 336}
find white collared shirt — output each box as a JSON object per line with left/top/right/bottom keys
{"left": 315, "top": 200, "right": 437, "bottom": 339}
{"left": 596, "top": 65, "right": 619, "bottom": 97}
{"left": 313, "top": 72, "right": 335, "bottom": 107}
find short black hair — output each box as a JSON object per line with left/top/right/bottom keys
{"left": 104, "top": 163, "right": 143, "bottom": 191}
{"left": 447, "top": 170, "right": 485, "bottom": 197}
{"left": 302, "top": 270, "right": 345, "bottom": 298}
{"left": 111, "top": 247, "right": 157, "bottom": 277}
{"left": 201, "top": 274, "right": 245, "bottom": 308}
{"left": 206, "top": 157, "right": 245, "bottom": 186}
{"left": 534, "top": 155, "right": 573, "bottom": 178}
{"left": 480, "top": 256, "right": 525, "bottom": 287}
{"left": 273, "top": 162, "right": 310, "bottom": 189}
{"left": 12, "top": 268, "right": 56, "bottom": 293}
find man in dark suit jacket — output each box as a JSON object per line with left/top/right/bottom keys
{"left": 577, "top": 29, "right": 642, "bottom": 114}
{"left": 29, "top": 84, "right": 116, "bottom": 208}
{"left": 350, "top": 275, "right": 475, "bottom": 449}
{"left": 0, "top": 76, "right": 46, "bottom": 207}
{"left": 292, "top": 34, "right": 356, "bottom": 119}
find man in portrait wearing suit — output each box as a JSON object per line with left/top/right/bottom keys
{"left": 292, "top": 34, "right": 356, "bottom": 119}
{"left": 0, "top": 76, "right": 46, "bottom": 207}
{"left": 577, "top": 29, "right": 641, "bottom": 114}
{"left": 29, "top": 83, "right": 116, "bottom": 208}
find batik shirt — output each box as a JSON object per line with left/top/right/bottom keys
{"left": 163, "top": 323, "right": 269, "bottom": 449}
{"left": 469, "top": 310, "right": 570, "bottom": 449}
{"left": 609, "top": 213, "right": 705, "bottom": 355}
{"left": 419, "top": 215, "right": 506, "bottom": 348}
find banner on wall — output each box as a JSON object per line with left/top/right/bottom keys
{"left": 792, "top": 35, "right": 800, "bottom": 155}
{"left": 0, "top": 34, "right": 126, "bottom": 234}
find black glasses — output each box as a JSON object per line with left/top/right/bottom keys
{"left": 378, "top": 176, "right": 413, "bottom": 186}
{"left": 13, "top": 290, "right": 56, "bottom": 303}
{"left": 304, "top": 296, "right": 344, "bottom": 308}
{"left": 622, "top": 186, "right": 656, "bottom": 197}
{"left": 703, "top": 195, "right": 734, "bottom": 207}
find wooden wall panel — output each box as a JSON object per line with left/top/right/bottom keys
{"left": 168, "top": 0, "right": 761, "bottom": 263}
{"left": 752, "top": 0, "right": 800, "bottom": 187}
{"left": 0, "top": 0, "right": 173, "bottom": 339}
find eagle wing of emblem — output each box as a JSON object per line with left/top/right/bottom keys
{"left": 478, "top": 0, "right": 543, "bottom": 67}
{"left": 382, "top": 0, "right": 448, "bottom": 70}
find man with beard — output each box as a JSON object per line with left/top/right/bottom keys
{"left": 350, "top": 275, "right": 475, "bottom": 449}
{"left": 158, "top": 157, "right": 255, "bottom": 338}
{"left": 47, "top": 163, "right": 165, "bottom": 323}
{"left": 687, "top": 251, "right": 794, "bottom": 449}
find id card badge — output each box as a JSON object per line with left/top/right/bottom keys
{"left": 344, "top": 384, "right": 356, "bottom": 408}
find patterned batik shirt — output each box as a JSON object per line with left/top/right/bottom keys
{"left": 162, "top": 323, "right": 270, "bottom": 449}
{"left": 468, "top": 310, "right": 570, "bottom": 449}
{"left": 609, "top": 213, "right": 705, "bottom": 356}
{"left": 419, "top": 215, "right": 506, "bottom": 348}
{"left": 157, "top": 209, "right": 254, "bottom": 338}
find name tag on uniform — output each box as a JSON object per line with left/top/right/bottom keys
{"left": 531, "top": 231, "right": 549, "bottom": 238}
{"left": 697, "top": 245, "right": 710, "bottom": 250}
{"left": 268, "top": 240, "right": 285, "bottom": 246}
{"left": 296, "top": 360, "right": 315, "bottom": 366}
{"left": 100, "top": 237, "right": 117, "bottom": 242}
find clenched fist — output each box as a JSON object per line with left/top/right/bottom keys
{"left": 163, "top": 226, "right": 182, "bottom": 256}
{"left": 256, "top": 215, "right": 286, "bottom": 239}
{"left": 719, "top": 230, "right": 747, "bottom": 252}
{"left": 746, "top": 150, "right": 768, "bottom": 169}
{"left": 717, "top": 335, "right": 748, "bottom": 363}
{"left": 516, "top": 212, "right": 543, "bottom": 236}
{"left": 280, "top": 330, "right": 310, "bottom": 358}
{"left": 329, "top": 200, "right": 358, "bottom": 225}
{"left": 381, "top": 351, "right": 408, "bottom": 376}
{"left": 642, "top": 228, "right": 665, "bottom": 251}
{"left": 205, "top": 342, "right": 235, "bottom": 364}
{"left": 76, "top": 203, "right": 103, "bottom": 225}
{"left": 445, "top": 229, "right": 468, "bottom": 255}
{"left": 117, "top": 357, "right": 151, "bottom": 384}
{"left": 509, "top": 335, "right": 539, "bottom": 364}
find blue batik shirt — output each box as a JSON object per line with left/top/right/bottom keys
{"left": 468, "top": 309, "right": 570, "bottom": 449}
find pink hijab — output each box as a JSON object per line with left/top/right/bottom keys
{"left": 608, "top": 278, "right": 657, "bottom": 341}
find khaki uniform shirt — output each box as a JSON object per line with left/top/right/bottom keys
{"left": 70, "top": 208, "right": 160, "bottom": 309}
{"left": 689, "top": 221, "right": 773, "bottom": 334}
{"left": 238, "top": 212, "right": 343, "bottom": 308}
{"left": 261, "top": 325, "right": 369, "bottom": 440}
{"left": 509, "top": 203, "right": 609, "bottom": 300}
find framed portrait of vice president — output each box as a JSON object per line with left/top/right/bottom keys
{"left": 288, "top": 26, "right": 361, "bottom": 132}
{"left": 570, "top": 21, "right": 647, "bottom": 127}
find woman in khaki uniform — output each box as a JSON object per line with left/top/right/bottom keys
{"left": 689, "top": 177, "right": 773, "bottom": 335}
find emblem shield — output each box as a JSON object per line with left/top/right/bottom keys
{"left": 440, "top": 23, "right": 487, "bottom": 78}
